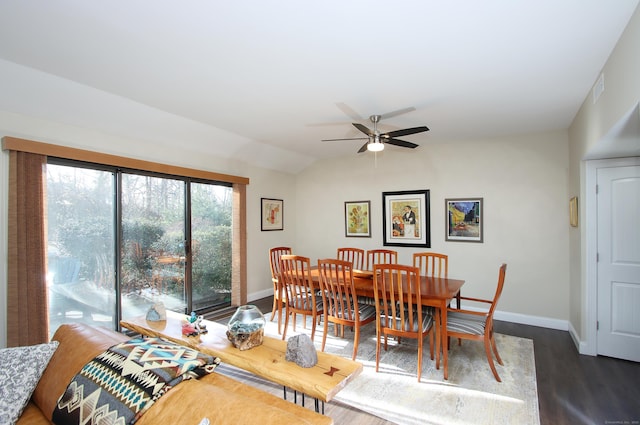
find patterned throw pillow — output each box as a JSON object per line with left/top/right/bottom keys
{"left": 0, "top": 341, "right": 59, "bottom": 424}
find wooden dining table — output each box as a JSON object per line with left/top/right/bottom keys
{"left": 305, "top": 267, "right": 465, "bottom": 380}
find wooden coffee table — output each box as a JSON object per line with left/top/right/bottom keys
{"left": 120, "top": 310, "right": 362, "bottom": 405}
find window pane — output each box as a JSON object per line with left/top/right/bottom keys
{"left": 191, "top": 182, "right": 232, "bottom": 311}
{"left": 121, "top": 173, "right": 186, "bottom": 317}
{"left": 47, "top": 164, "right": 116, "bottom": 337}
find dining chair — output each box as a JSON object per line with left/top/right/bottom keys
{"left": 269, "top": 246, "right": 292, "bottom": 334}
{"left": 337, "top": 247, "right": 365, "bottom": 270}
{"left": 361, "top": 249, "right": 398, "bottom": 306}
{"left": 279, "top": 254, "right": 324, "bottom": 341}
{"left": 413, "top": 252, "right": 448, "bottom": 278}
{"left": 445, "top": 263, "right": 507, "bottom": 382}
{"left": 413, "top": 252, "right": 455, "bottom": 320}
{"left": 365, "top": 249, "right": 398, "bottom": 271}
{"left": 317, "top": 259, "right": 376, "bottom": 360}
{"left": 373, "top": 263, "right": 435, "bottom": 381}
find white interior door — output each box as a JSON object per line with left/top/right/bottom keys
{"left": 596, "top": 164, "right": 640, "bottom": 361}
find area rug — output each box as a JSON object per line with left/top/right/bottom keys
{"left": 223, "top": 313, "right": 540, "bottom": 425}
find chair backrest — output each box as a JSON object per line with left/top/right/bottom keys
{"left": 279, "top": 254, "right": 317, "bottom": 308}
{"left": 413, "top": 252, "right": 448, "bottom": 277}
{"left": 269, "top": 246, "right": 292, "bottom": 280}
{"left": 337, "top": 247, "right": 365, "bottom": 270}
{"left": 373, "top": 263, "right": 424, "bottom": 334}
{"left": 365, "top": 249, "right": 398, "bottom": 271}
{"left": 487, "top": 264, "right": 508, "bottom": 320}
{"left": 318, "top": 259, "right": 358, "bottom": 322}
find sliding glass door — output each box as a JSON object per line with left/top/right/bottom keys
{"left": 46, "top": 160, "right": 232, "bottom": 336}
{"left": 120, "top": 172, "right": 187, "bottom": 319}
{"left": 190, "top": 181, "right": 233, "bottom": 311}
{"left": 47, "top": 163, "right": 116, "bottom": 331}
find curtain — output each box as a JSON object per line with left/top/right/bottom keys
{"left": 7, "top": 150, "right": 49, "bottom": 346}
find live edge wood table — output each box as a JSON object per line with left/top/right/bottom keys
{"left": 120, "top": 310, "right": 362, "bottom": 413}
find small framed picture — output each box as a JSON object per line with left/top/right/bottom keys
{"left": 261, "top": 198, "right": 283, "bottom": 231}
{"left": 445, "top": 198, "right": 483, "bottom": 242}
{"left": 345, "top": 201, "right": 371, "bottom": 237}
{"left": 569, "top": 196, "right": 578, "bottom": 227}
{"left": 382, "top": 190, "right": 431, "bottom": 247}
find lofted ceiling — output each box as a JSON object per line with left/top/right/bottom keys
{"left": 0, "top": 1, "right": 638, "bottom": 170}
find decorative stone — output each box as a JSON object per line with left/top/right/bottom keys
{"left": 285, "top": 334, "right": 318, "bottom": 368}
{"left": 146, "top": 302, "right": 166, "bottom": 322}
{"left": 226, "top": 305, "right": 266, "bottom": 351}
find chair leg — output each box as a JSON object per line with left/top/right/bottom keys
{"left": 277, "top": 302, "right": 285, "bottom": 335}
{"left": 428, "top": 328, "right": 434, "bottom": 360}
{"left": 484, "top": 334, "right": 501, "bottom": 382}
{"left": 282, "top": 308, "right": 290, "bottom": 341}
{"left": 375, "top": 329, "right": 382, "bottom": 373}
{"left": 352, "top": 324, "right": 360, "bottom": 361}
{"left": 321, "top": 319, "right": 329, "bottom": 352}
{"left": 417, "top": 335, "right": 423, "bottom": 382}
{"left": 310, "top": 314, "right": 317, "bottom": 342}
{"left": 270, "top": 298, "right": 277, "bottom": 321}
{"left": 490, "top": 331, "right": 504, "bottom": 366}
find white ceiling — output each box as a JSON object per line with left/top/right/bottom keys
{"left": 0, "top": 1, "right": 638, "bottom": 168}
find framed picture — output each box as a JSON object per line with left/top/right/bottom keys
{"left": 445, "top": 198, "right": 483, "bottom": 242}
{"left": 569, "top": 196, "right": 578, "bottom": 227}
{"left": 345, "top": 201, "right": 371, "bottom": 237}
{"left": 382, "top": 190, "right": 431, "bottom": 247}
{"left": 261, "top": 198, "right": 283, "bottom": 231}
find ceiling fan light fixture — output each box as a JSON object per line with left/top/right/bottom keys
{"left": 367, "top": 136, "right": 384, "bottom": 152}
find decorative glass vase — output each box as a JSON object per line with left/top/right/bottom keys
{"left": 226, "top": 305, "right": 266, "bottom": 350}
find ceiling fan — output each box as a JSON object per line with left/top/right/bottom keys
{"left": 321, "top": 112, "right": 429, "bottom": 153}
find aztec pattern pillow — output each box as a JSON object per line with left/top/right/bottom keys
{"left": 0, "top": 341, "right": 59, "bottom": 425}
{"left": 52, "top": 337, "right": 219, "bottom": 425}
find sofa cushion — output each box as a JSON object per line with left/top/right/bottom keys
{"left": 0, "top": 341, "right": 59, "bottom": 425}
{"left": 52, "top": 337, "right": 219, "bottom": 425}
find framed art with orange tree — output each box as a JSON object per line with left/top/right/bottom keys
{"left": 345, "top": 200, "right": 371, "bottom": 237}
{"left": 382, "top": 189, "right": 430, "bottom": 247}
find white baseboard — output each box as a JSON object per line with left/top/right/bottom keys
{"left": 493, "top": 310, "right": 568, "bottom": 331}
{"left": 248, "top": 288, "right": 274, "bottom": 303}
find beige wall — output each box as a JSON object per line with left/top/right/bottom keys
{"left": 294, "top": 131, "right": 570, "bottom": 322}
{"left": 568, "top": 4, "right": 640, "bottom": 341}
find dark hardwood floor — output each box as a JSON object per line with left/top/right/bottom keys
{"left": 494, "top": 321, "right": 640, "bottom": 425}
{"left": 217, "top": 298, "right": 640, "bottom": 425}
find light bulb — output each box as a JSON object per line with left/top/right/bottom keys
{"left": 367, "top": 141, "right": 384, "bottom": 152}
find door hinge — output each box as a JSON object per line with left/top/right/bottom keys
{"left": 597, "top": 252, "right": 599, "bottom": 262}
{"left": 597, "top": 321, "right": 599, "bottom": 331}
{"left": 595, "top": 184, "right": 599, "bottom": 194}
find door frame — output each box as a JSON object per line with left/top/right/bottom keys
{"left": 584, "top": 156, "right": 640, "bottom": 356}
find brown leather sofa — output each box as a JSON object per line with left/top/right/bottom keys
{"left": 17, "top": 323, "right": 333, "bottom": 424}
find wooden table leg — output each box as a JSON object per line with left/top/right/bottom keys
{"left": 441, "top": 300, "right": 449, "bottom": 380}
{"left": 277, "top": 281, "right": 283, "bottom": 334}
{"left": 434, "top": 306, "right": 441, "bottom": 370}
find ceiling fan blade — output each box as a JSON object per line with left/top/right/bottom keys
{"left": 385, "top": 138, "right": 419, "bottom": 149}
{"left": 384, "top": 126, "right": 430, "bottom": 138}
{"left": 321, "top": 137, "right": 368, "bottom": 142}
{"left": 352, "top": 123, "right": 373, "bottom": 136}
{"left": 357, "top": 142, "right": 369, "bottom": 153}
{"left": 380, "top": 106, "right": 416, "bottom": 119}
{"left": 336, "top": 102, "right": 364, "bottom": 121}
